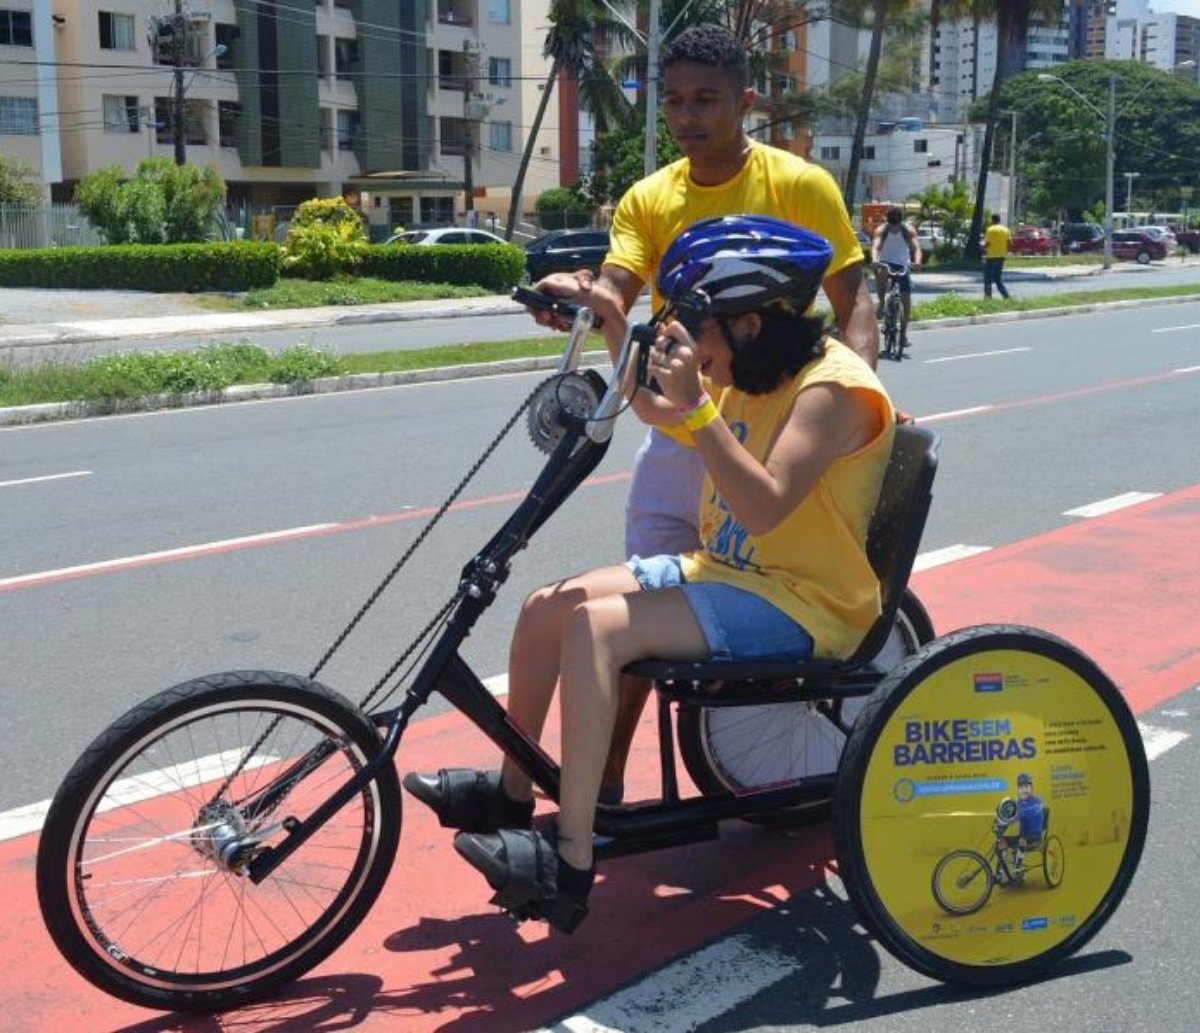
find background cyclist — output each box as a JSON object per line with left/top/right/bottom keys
{"left": 871, "top": 206, "right": 923, "bottom": 351}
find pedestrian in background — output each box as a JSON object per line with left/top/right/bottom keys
{"left": 984, "top": 213, "right": 1012, "bottom": 300}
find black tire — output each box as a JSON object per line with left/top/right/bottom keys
{"left": 677, "top": 589, "right": 935, "bottom": 827}
{"left": 36, "top": 670, "right": 401, "bottom": 1013}
{"left": 1136, "top": 250, "right": 1151, "bottom": 265}
{"left": 834, "top": 625, "right": 1150, "bottom": 987}
{"left": 931, "top": 850, "right": 994, "bottom": 915}
{"left": 1043, "top": 834, "right": 1066, "bottom": 888}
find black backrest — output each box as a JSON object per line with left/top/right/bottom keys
{"left": 847, "top": 424, "right": 940, "bottom": 664}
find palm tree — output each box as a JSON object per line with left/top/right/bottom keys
{"left": 961, "top": 0, "right": 1063, "bottom": 258}
{"left": 504, "top": 0, "right": 638, "bottom": 240}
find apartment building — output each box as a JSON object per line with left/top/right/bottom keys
{"left": 1, "top": 0, "right": 560, "bottom": 233}
{"left": 1107, "top": 1, "right": 1200, "bottom": 76}
{"left": 0, "top": 0, "right": 61, "bottom": 198}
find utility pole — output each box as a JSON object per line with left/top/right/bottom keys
{"left": 643, "top": 0, "right": 661, "bottom": 176}
{"left": 462, "top": 40, "right": 480, "bottom": 220}
{"left": 1102, "top": 73, "right": 1115, "bottom": 270}
{"left": 172, "top": 0, "right": 187, "bottom": 165}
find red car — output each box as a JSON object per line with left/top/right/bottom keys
{"left": 1008, "top": 226, "right": 1056, "bottom": 256}
{"left": 1111, "top": 230, "right": 1168, "bottom": 264}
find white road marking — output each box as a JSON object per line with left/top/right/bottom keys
{"left": 544, "top": 934, "right": 797, "bottom": 1033}
{"left": 918, "top": 404, "right": 995, "bottom": 422}
{"left": 1063, "top": 492, "right": 1162, "bottom": 519}
{"left": 912, "top": 544, "right": 993, "bottom": 571}
{"left": 0, "top": 523, "right": 336, "bottom": 592}
{"left": 0, "top": 749, "right": 277, "bottom": 842}
{"left": 924, "top": 347, "right": 1033, "bottom": 364}
{"left": 1137, "top": 722, "right": 1189, "bottom": 762}
{"left": 1152, "top": 323, "right": 1200, "bottom": 333}
{"left": 1175, "top": 365, "right": 1200, "bottom": 374}
{"left": 0, "top": 470, "right": 91, "bottom": 489}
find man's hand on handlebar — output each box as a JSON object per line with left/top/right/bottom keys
{"left": 522, "top": 271, "right": 609, "bottom": 332}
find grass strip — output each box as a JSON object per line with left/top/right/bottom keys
{"left": 194, "top": 277, "right": 493, "bottom": 311}
{"left": 2, "top": 282, "right": 1198, "bottom": 410}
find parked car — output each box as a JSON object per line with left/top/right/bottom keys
{"left": 1008, "top": 226, "right": 1056, "bottom": 256}
{"left": 1111, "top": 229, "right": 1168, "bottom": 264}
{"left": 1059, "top": 222, "right": 1105, "bottom": 253}
{"left": 1177, "top": 227, "right": 1200, "bottom": 253}
{"left": 523, "top": 228, "right": 611, "bottom": 280}
{"left": 384, "top": 227, "right": 508, "bottom": 246}
{"left": 1138, "top": 225, "right": 1177, "bottom": 250}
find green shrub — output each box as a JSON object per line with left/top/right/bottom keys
{"left": 75, "top": 158, "right": 225, "bottom": 244}
{"left": 535, "top": 186, "right": 593, "bottom": 230}
{"left": 269, "top": 344, "right": 341, "bottom": 384}
{"left": 360, "top": 243, "right": 525, "bottom": 291}
{"left": 0, "top": 242, "right": 279, "bottom": 291}
{"left": 281, "top": 197, "right": 369, "bottom": 280}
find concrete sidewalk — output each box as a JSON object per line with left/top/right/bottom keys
{"left": 0, "top": 262, "right": 1115, "bottom": 352}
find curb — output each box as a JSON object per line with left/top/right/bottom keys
{"left": 2, "top": 291, "right": 1198, "bottom": 429}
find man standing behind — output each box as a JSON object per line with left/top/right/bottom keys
{"left": 984, "top": 212, "right": 1012, "bottom": 300}
{"left": 525, "top": 23, "right": 877, "bottom": 804}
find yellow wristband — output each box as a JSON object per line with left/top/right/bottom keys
{"left": 682, "top": 397, "right": 720, "bottom": 433}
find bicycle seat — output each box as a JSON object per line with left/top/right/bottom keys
{"left": 626, "top": 425, "right": 940, "bottom": 694}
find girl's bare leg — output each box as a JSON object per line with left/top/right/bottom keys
{"left": 500, "top": 564, "right": 641, "bottom": 802}
{"left": 555, "top": 588, "right": 708, "bottom": 871}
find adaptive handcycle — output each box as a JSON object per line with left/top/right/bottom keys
{"left": 35, "top": 293, "right": 1149, "bottom": 1012}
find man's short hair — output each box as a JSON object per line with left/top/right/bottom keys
{"left": 886, "top": 206, "right": 903, "bottom": 224}
{"left": 991, "top": 213, "right": 1002, "bottom": 223}
{"left": 661, "top": 23, "right": 749, "bottom": 90}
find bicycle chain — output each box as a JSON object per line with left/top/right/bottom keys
{"left": 209, "top": 376, "right": 556, "bottom": 805}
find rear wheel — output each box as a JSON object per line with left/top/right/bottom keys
{"left": 1043, "top": 834, "right": 1066, "bottom": 888}
{"left": 1136, "top": 250, "right": 1151, "bottom": 265}
{"left": 36, "top": 671, "right": 401, "bottom": 1013}
{"left": 677, "top": 589, "right": 934, "bottom": 827}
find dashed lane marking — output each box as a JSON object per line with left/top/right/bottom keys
{"left": 924, "top": 347, "right": 1033, "bottom": 364}
{"left": 1063, "top": 492, "right": 1163, "bottom": 519}
{"left": 0, "top": 470, "right": 91, "bottom": 489}
{"left": 912, "top": 544, "right": 993, "bottom": 571}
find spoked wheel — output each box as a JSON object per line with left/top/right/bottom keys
{"left": 677, "top": 589, "right": 935, "bottom": 827}
{"left": 36, "top": 671, "right": 401, "bottom": 1013}
{"left": 835, "top": 625, "right": 1149, "bottom": 987}
{"left": 1043, "top": 834, "right": 1066, "bottom": 888}
{"left": 931, "top": 850, "right": 994, "bottom": 916}
{"left": 884, "top": 296, "right": 902, "bottom": 360}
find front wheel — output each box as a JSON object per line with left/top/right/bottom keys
{"left": 1136, "top": 250, "right": 1151, "bottom": 265}
{"left": 36, "top": 671, "right": 401, "bottom": 1013}
{"left": 931, "top": 849, "right": 994, "bottom": 915}
{"left": 1043, "top": 834, "right": 1066, "bottom": 888}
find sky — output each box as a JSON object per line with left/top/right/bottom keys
{"left": 1155, "top": 1, "right": 1200, "bottom": 15}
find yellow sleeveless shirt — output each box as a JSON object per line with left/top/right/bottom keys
{"left": 678, "top": 340, "right": 894, "bottom": 659}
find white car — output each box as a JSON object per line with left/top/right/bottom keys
{"left": 1138, "top": 225, "right": 1177, "bottom": 249}
{"left": 385, "top": 227, "right": 508, "bottom": 246}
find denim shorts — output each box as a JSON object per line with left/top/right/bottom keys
{"left": 626, "top": 554, "right": 814, "bottom": 663}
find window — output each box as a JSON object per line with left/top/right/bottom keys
{"left": 489, "top": 120, "right": 512, "bottom": 151}
{"left": 318, "top": 108, "right": 332, "bottom": 150}
{"left": 103, "top": 94, "right": 140, "bottom": 133}
{"left": 183, "top": 98, "right": 207, "bottom": 145}
{"left": 488, "top": 57, "right": 512, "bottom": 88}
{"left": 777, "top": 122, "right": 795, "bottom": 141}
{"left": 218, "top": 100, "right": 240, "bottom": 147}
{"left": 154, "top": 96, "right": 173, "bottom": 143}
{"left": 781, "top": 30, "right": 797, "bottom": 52}
{"left": 0, "top": 9, "right": 33, "bottom": 47}
{"left": 336, "top": 108, "right": 359, "bottom": 149}
{"left": 99, "top": 11, "right": 136, "bottom": 51}
{"left": 487, "top": 0, "right": 510, "bottom": 25}
{"left": 0, "top": 95, "right": 37, "bottom": 134}
{"left": 863, "top": 145, "right": 876, "bottom": 159}
{"left": 335, "top": 37, "right": 358, "bottom": 80}
{"left": 316, "top": 35, "right": 329, "bottom": 77}
{"left": 215, "top": 24, "right": 237, "bottom": 68}
{"left": 819, "top": 145, "right": 841, "bottom": 161}
{"left": 914, "top": 138, "right": 928, "bottom": 153}
{"left": 776, "top": 74, "right": 796, "bottom": 95}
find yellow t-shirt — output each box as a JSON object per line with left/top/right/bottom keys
{"left": 607, "top": 141, "right": 863, "bottom": 444}
{"left": 985, "top": 223, "right": 1011, "bottom": 258}
{"left": 679, "top": 340, "right": 895, "bottom": 659}
{"left": 605, "top": 140, "right": 863, "bottom": 309}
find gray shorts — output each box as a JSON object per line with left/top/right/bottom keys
{"left": 624, "top": 429, "right": 705, "bottom": 559}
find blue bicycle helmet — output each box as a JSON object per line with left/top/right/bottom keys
{"left": 658, "top": 215, "right": 834, "bottom": 316}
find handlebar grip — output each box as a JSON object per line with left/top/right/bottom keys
{"left": 631, "top": 324, "right": 662, "bottom": 396}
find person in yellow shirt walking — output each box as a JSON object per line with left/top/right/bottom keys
{"left": 984, "top": 212, "right": 1012, "bottom": 300}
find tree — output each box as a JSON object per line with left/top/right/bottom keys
{"left": 75, "top": 159, "right": 225, "bottom": 244}
{"left": 591, "top": 115, "right": 682, "bottom": 207}
{"left": 960, "top": 0, "right": 1063, "bottom": 259}
{"left": 0, "top": 153, "right": 41, "bottom": 204}
{"left": 504, "top": 0, "right": 640, "bottom": 240}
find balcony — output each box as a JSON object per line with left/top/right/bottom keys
{"left": 438, "top": 3, "right": 473, "bottom": 26}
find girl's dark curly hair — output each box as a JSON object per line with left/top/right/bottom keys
{"left": 727, "top": 304, "right": 827, "bottom": 395}
{"left": 660, "top": 23, "right": 749, "bottom": 90}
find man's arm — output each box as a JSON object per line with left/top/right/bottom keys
{"left": 823, "top": 262, "right": 879, "bottom": 371}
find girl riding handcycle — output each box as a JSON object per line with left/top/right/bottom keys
{"left": 35, "top": 216, "right": 1149, "bottom": 1012}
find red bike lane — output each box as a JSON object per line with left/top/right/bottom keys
{"left": 2, "top": 484, "right": 1198, "bottom": 1031}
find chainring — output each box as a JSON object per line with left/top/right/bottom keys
{"left": 526, "top": 372, "right": 603, "bottom": 454}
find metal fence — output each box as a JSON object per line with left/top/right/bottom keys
{"left": 0, "top": 203, "right": 104, "bottom": 249}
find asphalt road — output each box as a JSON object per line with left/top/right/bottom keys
{"left": 2, "top": 301, "right": 1199, "bottom": 1029}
